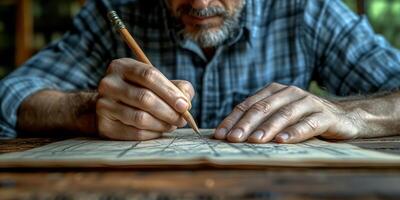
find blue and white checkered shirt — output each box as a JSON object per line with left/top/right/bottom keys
{"left": 1, "top": 0, "right": 400, "bottom": 138}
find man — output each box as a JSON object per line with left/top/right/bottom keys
{"left": 1, "top": 0, "right": 400, "bottom": 143}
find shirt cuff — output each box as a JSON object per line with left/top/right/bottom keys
{"left": 0, "top": 77, "right": 57, "bottom": 138}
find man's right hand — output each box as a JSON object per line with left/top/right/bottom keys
{"left": 96, "top": 58, "right": 195, "bottom": 140}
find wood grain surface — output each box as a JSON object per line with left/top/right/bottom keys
{"left": 1, "top": 136, "right": 400, "bottom": 200}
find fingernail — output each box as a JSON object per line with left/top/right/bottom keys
{"left": 229, "top": 129, "right": 243, "bottom": 139}
{"left": 251, "top": 130, "right": 264, "bottom": 141}
{"left": 175, "top": 98, "right": 189, "bottom": 112}
{"left": 277, "top": 132, "right": 290, "bottom": 141}
{"left": 215, "top": 128, "right": 228, "bottom": 138}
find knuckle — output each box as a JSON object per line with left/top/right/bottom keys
{"left": 140, "top": 67, "right": 158, "bottom": 83}
{"left": 219, "top": 116, "right": 237, "bottom": 128}
{"left": 304, "top": 95, "right": 319, "bottom": 104}
{"left": 267, "top": 82, "right": 285, "bottom": 90}
{"left": 131, "top": 111, "right": 146, "bottom": 124}
{"left": 302, "top": 95, "right": 322, "bottom": 109}
{"left": 234, "top": 101, "right": 252, "bottom": 112}
{"left": 136, "top": 89, "right": 153, "bottom": 105}
{"left": 269, "top": 82, "right": 283, "bottom": 88}
{"left": 120, "top": 57, "right": 133, "bottom": 63}
{"left": 224, "top": 117, "right": 236, "bottom": 125}
{"left": 251, "top": 100, "right": 271, "bottom": 114}
{"left": 277, "top": 106, "right": 293, "bottom": 120}
{"left": 287, "top": 85, "right": 302, "bottom": 93}
{"left": 98, "top": 78, "right": 114, "bottom": 96}
{"left": 303, "top": 95, "right": 314, "bottom": 102}
{"left": 108, "top": 59, "right": 123, "bottom": 73}
{"left": 303, "top": 118, "right": 319, "bottom": 131}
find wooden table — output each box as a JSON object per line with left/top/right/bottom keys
{"left": 1, "top": 136, "right": 400, "bottom": 200}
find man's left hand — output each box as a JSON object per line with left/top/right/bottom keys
{"left": 214, "top": 83, "right": 361, "bottom": 143}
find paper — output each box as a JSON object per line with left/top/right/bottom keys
{"left": 1, "top": 129, "right": 400, "bottom": 168}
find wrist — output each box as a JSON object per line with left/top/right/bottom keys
{"left": 336, "top": 99, "right": 390, "bottom": 139}
{"left": 66, "top": 91, "right": 98, "bottom": 135}
{"left": 341, "top": 107, "right": 368, "bottom": 138}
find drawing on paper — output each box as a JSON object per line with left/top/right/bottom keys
{"left": 1, "top": 129, "right": 400, "bottom": 167}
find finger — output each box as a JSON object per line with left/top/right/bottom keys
{"left": 226, "top": 86, "right": 308, "bottom": 143}
{"left": 172, "top": 80, "right": 195, "bottom": 110}
{"left": 109, "top": 58, "right": 191, "bottom": 113}
{"left": 214, "top": 83, "right": 286, "bottom": 140}
{"left": 97, "top": 116, "right": 162, "bottom": 141}
{"left": 247, "top": 96, "right": 322, "bottom": 143}
{"left": 274, "top": 112, "right": 331, "bottom": 143}
{"left": 171, "top": 80, "right": 195, "bottom": 100}
{"left": 97, "top": 98, "right": 176, "bottom": 132}
{"left": 98, "top": 76, "right": 186, "bottom": 127}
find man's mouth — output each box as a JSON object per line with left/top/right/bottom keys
{"left": 182, "top": 14, "right": 222, "bottom": 27}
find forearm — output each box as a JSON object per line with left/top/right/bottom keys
{"left": 17, "top": 90, "right": 98, "bottom": 135}
{"left": 335, "top": 91, "right": 400, "bottom": 138}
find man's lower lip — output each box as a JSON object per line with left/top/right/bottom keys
{"left": 184, "top": 15, "right": 217, "bottom": 24}
{"left": 192, "top": 16, "right": 214, "bottom": 20}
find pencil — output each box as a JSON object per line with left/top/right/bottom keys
{"left": 107, "top": 10, "right": 200, "bottom": 134}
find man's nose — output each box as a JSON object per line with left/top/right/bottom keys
{"left": 191, "top": 0, "right": 213, "bottom": 9}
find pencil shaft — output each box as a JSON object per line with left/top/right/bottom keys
{"left": 120, "top": 29, "right": 152, "bottom": 65}
{"left": 115, "top": 21, "right": 200, "bottom": 134}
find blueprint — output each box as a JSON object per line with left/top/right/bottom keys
{"left": 1, "top": 129, "right": 400, "bottom": 167}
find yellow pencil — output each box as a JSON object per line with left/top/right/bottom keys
{"left": 107, "top": 11, "right": 200, "bottom": 134}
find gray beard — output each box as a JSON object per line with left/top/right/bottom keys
{"left": 171, "top": 1, "right": 246, "bottom": 48}
{"left": 181, "top": 15, "right": 241, "bottom": 48}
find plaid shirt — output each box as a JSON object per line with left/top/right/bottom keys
{"left": 1, "top": 0, "right": 400, "bottom": 138}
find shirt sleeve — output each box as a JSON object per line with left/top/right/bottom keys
{"left": 0, "top": 0, "right": 115, "bottom": 139}
{"left": 301, "top": 0, "right": 400, "bottom": 96}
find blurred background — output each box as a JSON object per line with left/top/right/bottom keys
{"left": 0, "top": 0, "right": 399, "bottom": 79}
{"left": 0, "top": 0, "right": 84, "bottom": 78}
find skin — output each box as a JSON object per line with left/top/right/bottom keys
{"left": 18, "top": 0, "right": 241, "bottom": 140}
{"left": 19, "top": 58, "right": 195, "bottom": 140}
{"left": 17, "top": 0, "right": 400, "bottom": 142}
{"left": 214, "top": 83, "right": 400, "bottom": 143}
{"left": 167, "top": 0, "right": 242, "bottom": 33}
{"left": 167, "top": 0, "right": 243, "bottom": 57}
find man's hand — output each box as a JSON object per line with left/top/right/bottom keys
{"left": 96, "top": 58, "right": 194, "bottom": 140}
{"left": 214, "top": 83, "right": 361, "bottom": 143}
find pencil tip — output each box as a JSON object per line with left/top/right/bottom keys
{"left": 189, "top": 119, "right": 200, "bottom": 134}
{"left": 183, "top": 111, "right": 200, "bottom": 135}
{"left": 193, "top": 125, "right": 200, "bottom": 134}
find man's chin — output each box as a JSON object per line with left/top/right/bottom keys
{"left": 183, "top": 28, "right": 228, "bottom": 48}
{"left": 182, "top": 16, "right": 223, "bottom": 31}
{"left": 184, "top": 24, "right": 222, "bottom": 36}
